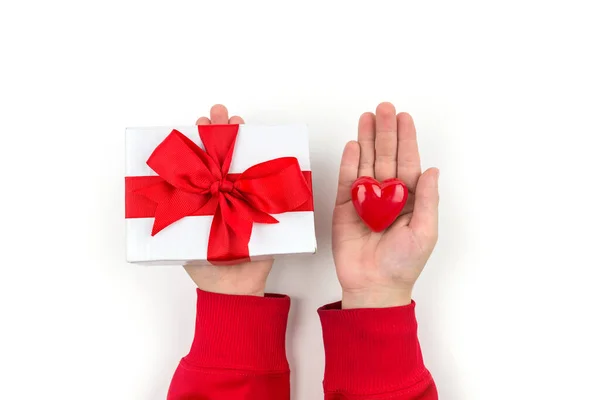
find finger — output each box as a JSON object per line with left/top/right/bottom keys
{"left": 210, "top": 104, "right": 229, "bottom": 124}
{"left": 397, "top": 112, "right": 421, "bottom": 190}
{"left": 409, "top": 168, "right": 440, "bottom": 247}
{"left": 357, "top": 112, "right": 376, "bottom": 177}
{"left": 196, "top": 117, "right": 211, "bottom": 125}
{"left": 374, "top": 102, "right": 398, "bottom": 180}
{"left": 335, "top": 141, "right": 360, "bottom": 205}
{"left": 229, "top": 116, "right": 245, "bottom": 124}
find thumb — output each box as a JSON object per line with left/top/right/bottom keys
{"left": 409, "top": 168, "right": 440, "bottom": 247}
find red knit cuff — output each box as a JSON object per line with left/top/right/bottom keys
{"left": 185, "top": 289, "right": 290, "bottom": 373}
{"left": 318, "top": 301, "right": 431, "bottom": 395}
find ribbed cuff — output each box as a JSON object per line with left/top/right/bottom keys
{"left": 318, "top": 300, "right": 430, "bottom": 395}
{"left": 185, "top": 289, "right": 291, "bottom": 373}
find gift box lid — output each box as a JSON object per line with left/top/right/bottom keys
{"left": 125, "top": 124, "right": 317, "bottom": 265}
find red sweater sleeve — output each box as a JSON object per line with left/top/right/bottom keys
{"left": 318, "top": 301, "right": 438, "bottom": 400}
{"left": 167, "top": 289, "right": 291, "bottom": 400}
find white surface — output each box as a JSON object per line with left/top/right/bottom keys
{"left": 1, "top": 1, "right": 599, "bottom": 399}
{"left": 125, "top": 124, "right": 315, "bottom": 263}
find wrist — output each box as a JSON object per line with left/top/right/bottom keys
{"left": 341, "top": 287, "right": 413, "bottom": 309}
{"left": 184, "top": 261, "right": 272, "bottom": 297}
{"left": 199, "top": 283, "right": 266, "bottom": 297}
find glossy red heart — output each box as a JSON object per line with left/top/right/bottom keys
{"left": 351, "top": 177, "right": 408, "bottom": 232}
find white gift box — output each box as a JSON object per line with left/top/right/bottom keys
{"left": 125, "top": 124, "right": 316, "bottom": 265}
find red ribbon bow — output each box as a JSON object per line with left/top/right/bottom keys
{"left": 126, "top": 124, "right": 313, "bottom": 264}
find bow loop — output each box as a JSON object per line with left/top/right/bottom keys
{"left": 146, "top": 129, "right": 218, "bottom": 192}
{"left": 236, "top": 157, "right": 311, "bottom": 214}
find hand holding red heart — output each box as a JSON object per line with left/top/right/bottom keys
{"left": 332, "top": 103, "right": 440, "bottom": 309}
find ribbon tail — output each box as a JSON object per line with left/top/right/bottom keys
{"left": 248, "top": 207, "right": 279, "bottom": 224}
{"left": 207, "top": 195, "right": 253, "bottom": 265}
{"left": 149, "top": 189, "right": 210, "bottom": 236}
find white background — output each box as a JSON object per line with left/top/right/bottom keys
{"left": 1, "top": 1, "right": 599, "bottom": 399}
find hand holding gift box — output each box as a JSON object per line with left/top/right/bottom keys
{"left": 125, "top": 123, "right": 316, "bottom": 265}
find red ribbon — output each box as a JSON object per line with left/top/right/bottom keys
{"left": 125, "top": 125, "right": 313, "bottom": 264}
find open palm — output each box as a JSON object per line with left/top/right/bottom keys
{"left": 332, "top": 103, "right": 439, "bottom": 308}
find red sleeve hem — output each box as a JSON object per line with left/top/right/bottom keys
{"left": 318, "top": 300, "right": 434, "bottom": 396}
{"left": 184, "top": 289, "right": 290, "bottom": 373}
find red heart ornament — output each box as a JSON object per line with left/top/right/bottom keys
{"left": 351, "top": 177, "right": 408, "bottom": 232}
